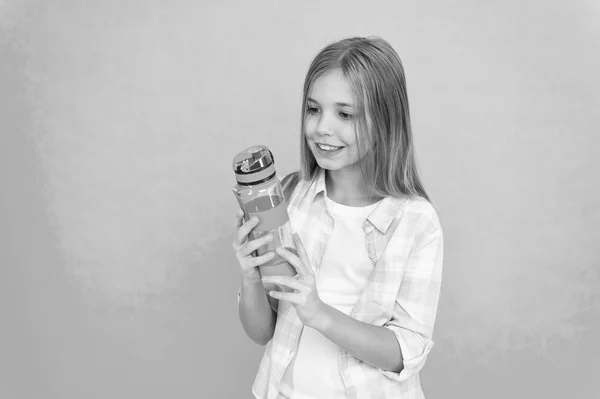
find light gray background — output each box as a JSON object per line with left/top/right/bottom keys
{"left": 1, "top": 1, "right": 599, "bottom": 398}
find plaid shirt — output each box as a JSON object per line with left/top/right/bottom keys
{"left": 250, "top": 168, "right": 443, "bottom": 399}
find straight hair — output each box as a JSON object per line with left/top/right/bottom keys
{"left": 285, "top": 36, "right": 430, "bottom": 204}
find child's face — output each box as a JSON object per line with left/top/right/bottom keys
{"left": 304, "top": 68, "right": 366, "bottom": 175}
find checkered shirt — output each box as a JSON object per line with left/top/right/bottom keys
{"left": 249, "top": 168, "right": 443, "bottom": 399}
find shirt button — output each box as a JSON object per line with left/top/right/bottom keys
{"left": 369, "top": 251, "right": 376, "bottom": 259}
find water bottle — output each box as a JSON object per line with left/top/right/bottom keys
{"left": 232, "top": 145, "right": 298, "bottom": 287}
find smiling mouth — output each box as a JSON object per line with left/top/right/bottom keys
{"left": 316, "top": 143, "right": 344, "bottom": 151}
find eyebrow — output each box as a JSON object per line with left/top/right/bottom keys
{"left": 307, "top": 97, "right": 355, "bottom": 108}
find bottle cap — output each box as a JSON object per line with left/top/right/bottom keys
{"left": 232, "top": 145, "right": 276, "bottom": 185}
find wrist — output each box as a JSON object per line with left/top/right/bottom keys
{"left": 310, "top": 301, "right": 333, "bottom": 333}
{"left": 240, "top": 273, "right": 263, "bottom": 288}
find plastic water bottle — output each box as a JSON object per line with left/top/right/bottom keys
{"left": 232, "top": 145, "right": 297, "bottom": 285}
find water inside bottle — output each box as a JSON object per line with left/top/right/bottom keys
{"left": 246, "top": 194, "right": 280, "bottom": 211}
{"left": 244, "top": 194, "right": 298, "bottom": 274}
{"left": 245, "top": 195, "right": 289, "bottom": 233}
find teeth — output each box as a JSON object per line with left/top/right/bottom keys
{"left": 318, "top": 143, "right": 342, "bottom": 151}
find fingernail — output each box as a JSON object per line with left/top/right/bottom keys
{"left": 252, "top": 217, "right": 259, "bottom": 223}
{"left": 266, "top": 235, "right": 273, "bottom": 241}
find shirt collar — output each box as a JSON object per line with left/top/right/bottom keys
{"left": 304, "top": 168, "right": 407, "bottom": 234}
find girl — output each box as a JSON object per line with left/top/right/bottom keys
{"left": 232, "top": 36, "right": 443, "bottom": 399}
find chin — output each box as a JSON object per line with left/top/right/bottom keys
{"left": 314, "top": 159, "right": 342, "bottom": 171}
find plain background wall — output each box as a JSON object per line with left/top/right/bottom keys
{"left": 1, "top": 0, "right": 599, "bottom": 398}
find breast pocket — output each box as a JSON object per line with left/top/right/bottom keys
{"left": 372, "top": 288, "right": 397, "bottom": 307}
{"left": 371, "top": 269, "right": 405, "bottom": 307}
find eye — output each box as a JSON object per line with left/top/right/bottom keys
{"left": 306, "top": 106, "right": 319, "bottom": 114}
{"left": 339, "top": 112, "right": 353, "bottom": 120}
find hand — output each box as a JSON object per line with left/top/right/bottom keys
{"left": 262, "top": 233, "right": 328, "bottom": 329}
{"left": 232, "top": 208, "right": 275, "bottom": 283}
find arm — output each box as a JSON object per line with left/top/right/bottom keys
{"left": 264, "top": 269, "right": 401, "bottom": 371}
{"left": 232, "top": 210, "right": 279, "bottom": 346}
{"left": 313, "top": 305, "right": 403, "bottom": 372}
{"left": 238, "top": 276, "right": 277, "bottom": 346}
{"left": 266, "top": 218, "right": 443, "bottom": 379}
{"left": 379, "top": 217, "right": 443, "bottom": 381}
{"left": 316, "top": 219, "right": 443, "bottom": 376}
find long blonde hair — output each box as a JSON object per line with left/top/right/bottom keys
{"left": 292, "top": 36, "right": 430, "bottom": 203}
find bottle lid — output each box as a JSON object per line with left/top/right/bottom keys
{"left": 232, "top": 145, "right": 276, "bottom": 185}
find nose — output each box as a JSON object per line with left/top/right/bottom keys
{"left": 316, "top": 112, "right": 334, "bottom": 137}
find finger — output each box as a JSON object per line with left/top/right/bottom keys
{"left": 243, "top": 251, "right": 275, "bottom": 268}
{"left": 235, "top": 215, "right": 260, "bottom": 246}
{"left": 232, "top": 208, "right": 245, "bottom": 243}
{"left": 293, "top": 233, "right": 314, "bottom": 277}
{"left": 268, "top": 290, "right": 303, "bottom": 305}
{"left": 275, "top": 236, "right": 312, "bottom": 278}
{"left": 238, "top": 234, "right": 273, "bottom": 258}
{"left": 275, "top": 247, "right": 306, "bottom": 278}
{"left": 233, "top": 208, "right": 244, "bottom": 229}
{"left": 262, "top": 276, "right": 308, "bottom": 293}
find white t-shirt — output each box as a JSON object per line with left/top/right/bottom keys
{"left": 279, "top": 194, "right": 381, "bottom": 399}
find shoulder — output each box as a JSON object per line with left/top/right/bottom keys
{"left": 399, "top": 196, "right": 442, "bottom": 237}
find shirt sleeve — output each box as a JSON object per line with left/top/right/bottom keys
{"left": 380, "top": 211, "right": 444, "bottom": 383}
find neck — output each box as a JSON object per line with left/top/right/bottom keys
{"left": 325, "top": 168, "right": 380, "bottom": 207}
